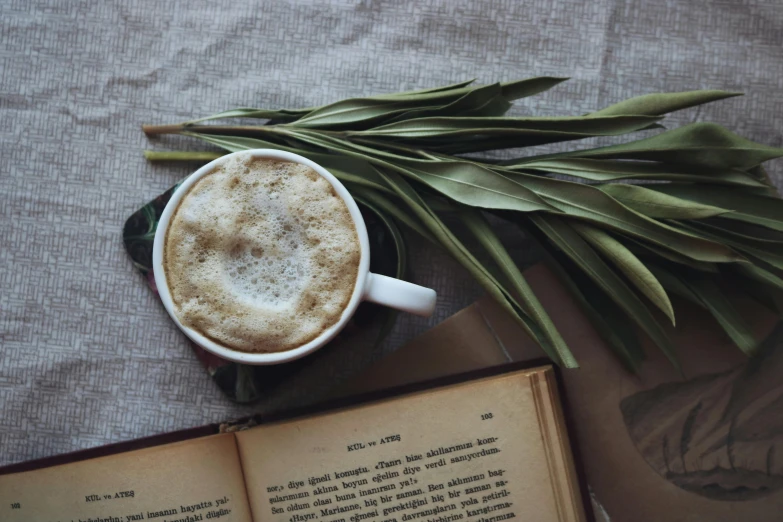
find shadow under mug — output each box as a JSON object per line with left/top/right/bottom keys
{"left": 152, "top": 149, "right": 438, "bottom": 365}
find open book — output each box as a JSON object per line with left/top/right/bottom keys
{"left": 0, "top": 367, "right": 585, "bottom": 522}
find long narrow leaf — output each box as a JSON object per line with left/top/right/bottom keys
{"left": 748, "top": 164, "right": 775, "bottom": 185}
{"left": 293, "top": 100, "right": 423, "bottom": 128}
{"left": 646, "top": 264, "right": 702, "bottom": 304}
{"left": 534, "top": 247, "right": 643, "bottom": 372}
{"left": 650, "top": 184, "right": 783, "bottom": 232}
{"left": 744, "top": 282, "right": 783, "bottom": 316}
{"left": 687, "top": 279, "right": 758, "bottom": 356}
{"left": 624, "top": 238, "right": 719, "bottom": 273}
{"left": 285, "top": 129, "right": 558, "bottom": 213}
{"left": 515, "top": 158, "right": 765, "bottom": 188}
{"left": 590, "top": 90, "right": 741, "bottom": 117}
{"left": 417, "top": 135, "right": 591, "bottom": 154}
{"left": 736, "top": 264, "right": 783, "bottom": 292}
{"left": 460, "top": 208, "right": 577, "bottom": 367}
{"left": 500, "top": 77, "right": 569, "bottom": 101}
{"left": 649, "top": 264, "right": 760, "bottom": 356}
{"left": 349, "top": 186, "right": 437, "bottom": 243}
{"left": 372, "top": 79, "right": 477, "bottom": 99}
{"left": 516, "top": 123, "right": 783, "bottom": 170}
{"left": 186, "top": 132, "right": 396, "bottom": 195}
{"left": 678, "top": 222, "right": 783, "bottom": 270}
{"left": 187, "top": 107, "right": 311, "bottom": 123}
{"left": 288, "top": 128, "right": 746, "bottom": 265}
{"left": 531, "top": 214, "right": 680, "bottom": 370}
{"left": 598, "top": 184, "right": 729, "bottom": 219}
{"left": 294, "top": 84, "right": 492, "bottom": 127}
{"left": 355, "top": 115, "right": 661, "bottom": 138}
{"left": 707, "top": 218, "right": 783, "bottom": 242}
{"left": 498, "top": 168, "right": 744, "bottom": 263}
{"left": 372, "top": 167, "right": 565, "bottom": 364}
{"left": 459, "top": 95, "right": 513, "bottom": 117}
{"left": 572, "top": 223, "right": 675, "bottom": 324}
{"left": 183, "top": 131, "right": 287, "bottom": 152}
{"left": 690, "top": 220, "right": 783, "bottom": 251}
{"left": 385, "top": 84, "right": 509, "bottom": 123}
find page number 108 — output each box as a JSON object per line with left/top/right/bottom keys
{"left": 10, "top": 503, "right": 20, "bottom": 509}
{"left": 481, "top": 412, "right": 493, "bottom": 420}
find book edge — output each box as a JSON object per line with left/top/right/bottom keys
{"left": 530, "top": 368, "right": 587, "bottom": 522}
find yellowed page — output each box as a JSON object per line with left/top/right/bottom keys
{"left": 0, "top": 433, "right": 252, "bottom": 522}
{"left": 237, "top": 368, "right": 585, "bottom": 522}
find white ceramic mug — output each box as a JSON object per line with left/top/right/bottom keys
{"left": 152, "top": 149, "right": 437, "bottom": 365}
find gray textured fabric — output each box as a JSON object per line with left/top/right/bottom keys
{"left": 1, "top": 0, "right": 782, "bottom": 481}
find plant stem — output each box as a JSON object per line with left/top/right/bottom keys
{"left": 142, "top": 124, "right": 188, "bottom": 135}
{"left": 143, "top": 124, "right": 305, "bottom": 137}
{"left": 143, "top": 150, "right": 223, "bottom": 161}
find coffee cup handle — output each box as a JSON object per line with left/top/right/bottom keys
{"left": 363, "top": 273, "right": 437, "bottom": 317}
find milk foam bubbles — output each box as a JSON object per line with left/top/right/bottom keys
{"left": 163, "top": 154, "right": 361, "bottom": 353}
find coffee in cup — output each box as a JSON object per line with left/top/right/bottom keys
{"left": 162, "top": 154, "right": 361, "bottom": 353}
{"left": 154, "top": 149, "right": 437, "bottom": 365}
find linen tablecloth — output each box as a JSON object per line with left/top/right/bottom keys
{"left": 2, "top": 0, "right": 781, "bottom": 478}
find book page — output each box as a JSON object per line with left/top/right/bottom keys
{"left": 236, "top": 368, "right": 584, "bottom": 522}
{"left": 0, "top": 433, "right": 252, "bottom": 522}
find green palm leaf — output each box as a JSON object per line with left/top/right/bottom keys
{"left": 142, "top": 77, "right": 783, "bottom": 371}
{"left": 518, "top": 123, "right": 783, "bottom": 170}
{"left": 590, "top": 90, "right": 741, "bottom": 117}
{"left": 571, "top": 223, "right": 675, "bottom": 324}
{"left": 460, "top": 207, "right": 578, "bottom": 367}
{"left": 531, "top": 214, "right": 680, "bottom": 370}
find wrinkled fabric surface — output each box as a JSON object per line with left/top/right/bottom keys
{"left": 2, "top": 0, "right": 782, "bottom": 479}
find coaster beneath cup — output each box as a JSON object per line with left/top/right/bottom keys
{"left": 123, "top": 181, "right": 402, "bottom": 403}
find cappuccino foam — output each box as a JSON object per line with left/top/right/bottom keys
{"left": 163, "top": 154, "right": 361, "bottom": 353}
